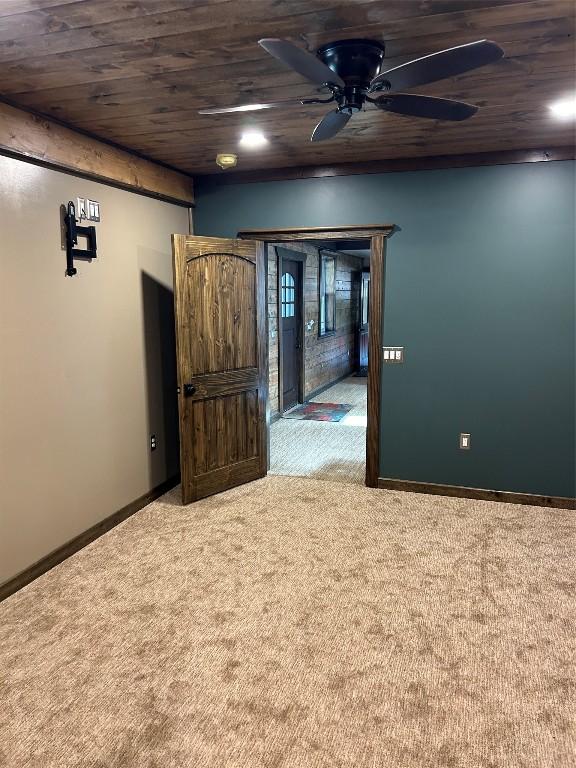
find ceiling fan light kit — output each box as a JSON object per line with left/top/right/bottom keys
{"left": 201, "top": 37, "right": 504, "bottom": 142}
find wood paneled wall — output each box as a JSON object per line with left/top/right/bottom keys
{"left": 0, "top": 100, "right": 194, "bottom": 205}
{"left": 305, "top": 247, "right": 362, "bottom": 395}
{"left": 268, "top": 249, "right": 280, "bottom": 412}
{"left": 269, "top": 243, "right": 363, "bottom": 415}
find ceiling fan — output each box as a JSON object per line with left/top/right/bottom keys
{"left": 199, "top": 38, "right": 504, "bottom": 141}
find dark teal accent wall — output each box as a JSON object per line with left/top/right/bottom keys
{"left": 195, "top": 161, "right": 576, "bottom": 498}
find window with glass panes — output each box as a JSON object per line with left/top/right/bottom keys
{"left": 281, "top": 272, "right": 295, "bottom": 318}
{"left": 319, "top": 253, "right": 336, "bottom": 335}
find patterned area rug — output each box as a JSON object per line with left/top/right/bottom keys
{"left": 282, "top": 401, "right": 353, "bottom": 422}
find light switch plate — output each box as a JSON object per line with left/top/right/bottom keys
{"left": 383, "top": 346, "right": 404, "bottom": 363}
{"left": 459, "top": 433, "right": 471, "bottom": 450}
{"left": 87, "top": 199, "right": 100, "bottom": 222}
{"left": 76, "top": 197, "right": 87, "bottom": 220}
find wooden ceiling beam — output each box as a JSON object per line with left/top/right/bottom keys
{"left": 0, "top": 100, "right": 194, "bottom": 205}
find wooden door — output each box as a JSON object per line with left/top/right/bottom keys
{"left": 172, "top": 235, "right": 267, "bottom": 504}
{"left": 280, "top": 259, "right": 302, "bottom": 411}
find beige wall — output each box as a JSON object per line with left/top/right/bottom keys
{"left": 0, "top": 155, "right": 190, "bottom": 585}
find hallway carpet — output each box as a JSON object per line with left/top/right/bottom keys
{"left": 270, "top": 377, "right": 367, "bottom": 484}
{"left": 1, "top": 476, "right": 574, "bottom": 768}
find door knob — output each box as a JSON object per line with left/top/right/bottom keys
{"left": 183, "top": 384, "right": 196, "bottom": 397}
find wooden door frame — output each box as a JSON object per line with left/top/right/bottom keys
{"left": 276, "top": 247, "right": 306, "bottom": 414}
{"left": 238, "top": 225, "right": 395, "bottom": 487}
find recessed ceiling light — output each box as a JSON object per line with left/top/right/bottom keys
{"left": 549, "top": 95, "right": 576, "bottom": 119}
{"left": 239, "top": 130, "right": 269, "bottom": 149}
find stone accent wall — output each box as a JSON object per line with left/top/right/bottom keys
{"left": 269, "top": 243, "right": 362, "bottom": 416}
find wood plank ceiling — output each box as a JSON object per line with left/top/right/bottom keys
{"left": 0, "top": 0, "right": 574, "bottom": 176}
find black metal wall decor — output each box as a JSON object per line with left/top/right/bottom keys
{"left": 64, "top": 201, "right": 97, "bottom": 276}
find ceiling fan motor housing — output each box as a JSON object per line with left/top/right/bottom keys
{"left": 317, "top": 39, "right": 386, "bottom": 111}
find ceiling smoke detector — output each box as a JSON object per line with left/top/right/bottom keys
{"left": 215, "top": 152, "right": 238, "bottom": 169}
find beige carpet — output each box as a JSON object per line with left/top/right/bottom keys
{"left": 270, "top": 377, "right": 367, "bottom": 484}
{"left": 1, "top": 476, "right": 575, "bottom": 768}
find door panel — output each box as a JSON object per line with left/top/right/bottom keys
{"left": 172, "top": 235, "right": 267, "bottom": 504}
{"left": 190, "top": 392, "right": 258, "bottom": 472}
{"left": 281, "top": 259, "right": 302, "bottom": 412}
{"left": 283, "top": 328, "right": 297, "bottom": 398}
{"left": 184, "top": 253, "right": 257, "bottom": 375}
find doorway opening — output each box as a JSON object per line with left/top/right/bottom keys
{"left": 270, "top": 240, "right": 368, "bottom": 484}
{"left": 238, "top": 225, "right": 394, "bottom": 488}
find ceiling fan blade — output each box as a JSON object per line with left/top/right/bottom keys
{"left": 198, "top": 99, "right": 303, "bottom": 115}
{"left": 259, "top": 38, "right": 345, "bottom": 88}
{"left": 375, "top": 93, "right": 478, "bottom": 121}
{"left": 311, "top": 109, "right": 351, "bottom": 142}
{"left": 370, "top": 40, "right": 503, "bottom": 92}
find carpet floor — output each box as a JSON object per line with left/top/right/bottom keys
{"left": 270, "top": 377, "right": 367, "bottom": 484}
{"left": 1, "top": 476, "right": 574, "bottom": 768}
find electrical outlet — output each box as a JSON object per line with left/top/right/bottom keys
{"left": 150, "top": 434, "right": 157, "bottom": 451}
{"left": 459, "top": 433, "right": 471, "bottom": 450}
